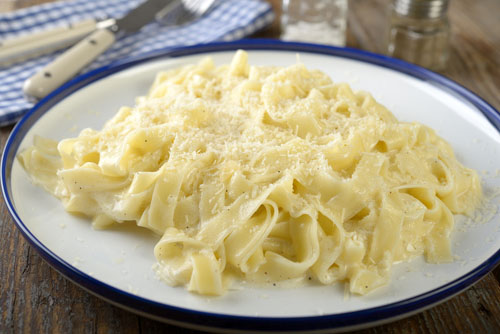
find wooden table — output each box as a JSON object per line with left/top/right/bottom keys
{"left": 1, "top": 0, "right": 500, "bottom": 332}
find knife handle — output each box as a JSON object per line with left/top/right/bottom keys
{"left": 23, "top": 28, "right": 116, "bottom": 100}
{"left": 0, "top": 19, "right": 97, "bottom": 66}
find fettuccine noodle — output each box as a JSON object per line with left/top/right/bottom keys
{"left": 19, "top": 50, "right": 481, "bottom": 295}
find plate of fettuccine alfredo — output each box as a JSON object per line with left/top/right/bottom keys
{"left": 3, "top": 41, "right": 500, "bottom": 333}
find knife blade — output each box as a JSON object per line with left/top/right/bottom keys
{"left": 23, "top": 0, "right": 171, "bottom": 100}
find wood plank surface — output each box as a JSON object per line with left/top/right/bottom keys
{"left": 1, "top": 0, "right": 500, "bottom": 333}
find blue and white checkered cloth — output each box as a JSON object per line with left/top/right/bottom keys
{"left": 0, "top": 0, "right": 274, "bottom": 126}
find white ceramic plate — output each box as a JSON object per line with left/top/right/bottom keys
{"left": 3, "top": 41, "right": 500, "bottom": 333}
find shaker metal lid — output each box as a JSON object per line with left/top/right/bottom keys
{"left": 393, "top": 0, "right": 449, "bottom": 19}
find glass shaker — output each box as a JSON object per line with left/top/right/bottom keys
{"left": 281, "top": 0, "right": 348, "bottom": 47}
{"left": 385, "top": 0, "right": 450, "bottom": 70}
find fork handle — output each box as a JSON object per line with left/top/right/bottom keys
{"left": 23, "top": 28, "right": 116, "bottom": 100}
{"left": 0, "top": 19, "right": 97, "bottom": 66}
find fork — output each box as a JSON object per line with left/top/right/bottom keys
{"left": 157, "top": 0, "right": 216, "bottom": 26}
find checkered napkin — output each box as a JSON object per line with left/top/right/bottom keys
{"left": 0, "top": 0, "right": 274, "bottom": 126}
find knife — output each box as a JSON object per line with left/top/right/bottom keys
{"left": 0, "top": 18, "right": 108, "bottom": 67}
{"left": 23, "top": 0, "right": 171, "bottom": 100}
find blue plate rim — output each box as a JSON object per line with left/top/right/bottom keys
{"left": 2, "top": 39, "right": 500, "bottom": 332}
